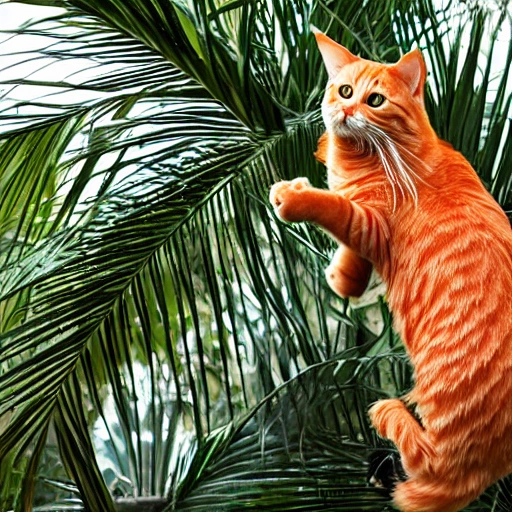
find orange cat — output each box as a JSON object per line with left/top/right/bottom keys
{"left": 270, "top": 30, "right": 512, "bottom": 512}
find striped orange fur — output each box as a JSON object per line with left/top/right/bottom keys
{"left": 269, "top": 31, "right": 512, "bottom": 512}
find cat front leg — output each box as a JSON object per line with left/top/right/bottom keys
{"left": 269, "top": 180, "right": 387, "bottom": 267}
{"left": 326, "top": 245, "right": 372, "bottom": 298}
{"left": 369, "top": 398, "right": 436, "bottom": 476}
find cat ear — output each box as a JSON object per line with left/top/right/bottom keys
{"left": 312, "top": 27, "right": 359, "bottom": 80}
{"left": 393, "top": 49, "right": 426, "bottom": 103}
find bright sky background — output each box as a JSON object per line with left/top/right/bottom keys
{"left": 0, "top": 2, "right": 510, "bottom": 110}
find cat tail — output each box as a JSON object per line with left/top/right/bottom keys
{"left": 393, "top": 478, "right": 475, "bottom": 512}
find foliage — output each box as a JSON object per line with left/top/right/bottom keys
{"left": 0, "top": 0, "right": 511, "bottom": 510}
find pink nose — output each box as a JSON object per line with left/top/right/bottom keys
{"left": 343, "top": 106, "right": 355, "bottom": 117}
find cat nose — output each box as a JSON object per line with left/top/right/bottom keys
{"left": 343, "top": 105, "right": 355, "bottom": 117}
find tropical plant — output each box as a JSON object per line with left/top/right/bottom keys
{"left": 0, "top": 0, "right": 511, "bottom": 511}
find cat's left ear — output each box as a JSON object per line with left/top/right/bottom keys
{"left": 393, "top": 49, "right": 427, "bottom": 104}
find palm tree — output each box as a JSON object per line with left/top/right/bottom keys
{"left": 0, "top": 0, "right": 511, "bottom": 510}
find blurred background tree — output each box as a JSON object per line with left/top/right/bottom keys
{"left": 0, "top": 0, "right": 510, "bottom": 510}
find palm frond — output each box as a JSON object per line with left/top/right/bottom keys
{"left": 169, "top": 354, "right": 408, "bottom": 511}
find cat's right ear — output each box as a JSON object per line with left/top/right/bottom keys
{"left": 312, "top": 27, "right": 359, "bottom": 80}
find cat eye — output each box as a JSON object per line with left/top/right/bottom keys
{"left": 367, "top": 93, "right": 386, "bottom": 107}
{"left": 338, "top": 85, "right": 353, "bottom": 99}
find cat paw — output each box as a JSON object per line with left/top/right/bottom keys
{"left": 368, "top": 399, "right": 404, "bottom": 439}
{"left": 325, "top": 261, "right": 365, "bottom": 298}
{"left": 269, "top": 178, "right": 311, "bottom": 222}
{"left": 369, "top": 399, "right": 436, "bottom": 475}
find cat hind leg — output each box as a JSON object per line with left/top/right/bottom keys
{"left": 369, "top": 399, "right": 436, "bottom": 475}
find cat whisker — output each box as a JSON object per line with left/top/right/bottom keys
{"left": 369, "top": 124, "right": 432, "bottom": 183}
{"left": 346, "top": 116, "right": 432, "bottom": 210}
{"left": 367, "top": 128, "right": 418, "bottom": 203}
{"left": 371, "top": 138, "right": 402, "bottom": 210}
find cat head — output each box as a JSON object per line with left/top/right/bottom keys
{"left": 314, "top": 29, "right": 427, "bottom": 142}
{"left": 314, "top": 29, "right": 433, "bottom": 206}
